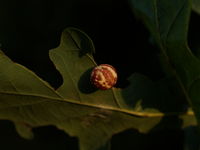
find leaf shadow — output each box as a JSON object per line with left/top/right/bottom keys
{"left": 79, "top": 35, "right": 94, "bottom": 57}
{"left": 111, "top": 116, "right": 184, "bottom": 150}
{"left": 120, "top": 74, "right": 189, "bottom": 113}
{"left": 78, "top": 67, "right": 98, "bottom": 94}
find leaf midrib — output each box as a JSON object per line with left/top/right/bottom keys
{"left": 153, "top": 0, "right": 192, "bottom": 106}
{"left": 0, "top": 90, "right": 194, "bottom": 117}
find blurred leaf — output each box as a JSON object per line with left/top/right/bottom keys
{"left": 0, "top": 28, "right": 196, "bottom": 150}
{"left": 97, "top": 141, "right": 111, "bottom": 150}
{"left": 192, "top": 0, "right": 200, "bottom": 14}
{"left": 14, "top": 122, "right": 34, "bottom": 139}
{"left": 184, "top": 126, "right": 200, "bottom": 150}
{"left": 129, "top": 0, "right": 200, "bottom": 124}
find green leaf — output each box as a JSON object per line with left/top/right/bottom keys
{"left": 97, "top": 141, "right": 111, "bottom": 150}
{"left": 129, "top": 0, "right": 200, "bottom": 123}
{"left": 192, "top": 0, "right": 200, "bottom": 14}
{"left": 0, "top": 27, "right": 196, "bottom": 150}
{"left": 184, "top": 126, "right": 200, "bottom": 150}
{"left": 14, "top": 122, "right": 34, "bottom": 139}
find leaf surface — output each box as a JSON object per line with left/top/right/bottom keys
{"left": 0, "top": 28, "right": 196, "bottom": 150}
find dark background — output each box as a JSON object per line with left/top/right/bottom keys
{"left": 0, "top": 0, "right": 199, "bottom": 149}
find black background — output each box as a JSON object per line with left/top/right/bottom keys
{"left": 0, "top": 0, "right": 199, "bottom": 149}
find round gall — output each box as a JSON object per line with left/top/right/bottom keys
{"left": 90, "top": 64, "right": 117, "bottom": 90}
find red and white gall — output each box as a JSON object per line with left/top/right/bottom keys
{"left": 90, "top": 64, "right": 118, "bottom": 90}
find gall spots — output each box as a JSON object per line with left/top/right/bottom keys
{"left": 90, "top": 64, "right": 118, "bottom": 90}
